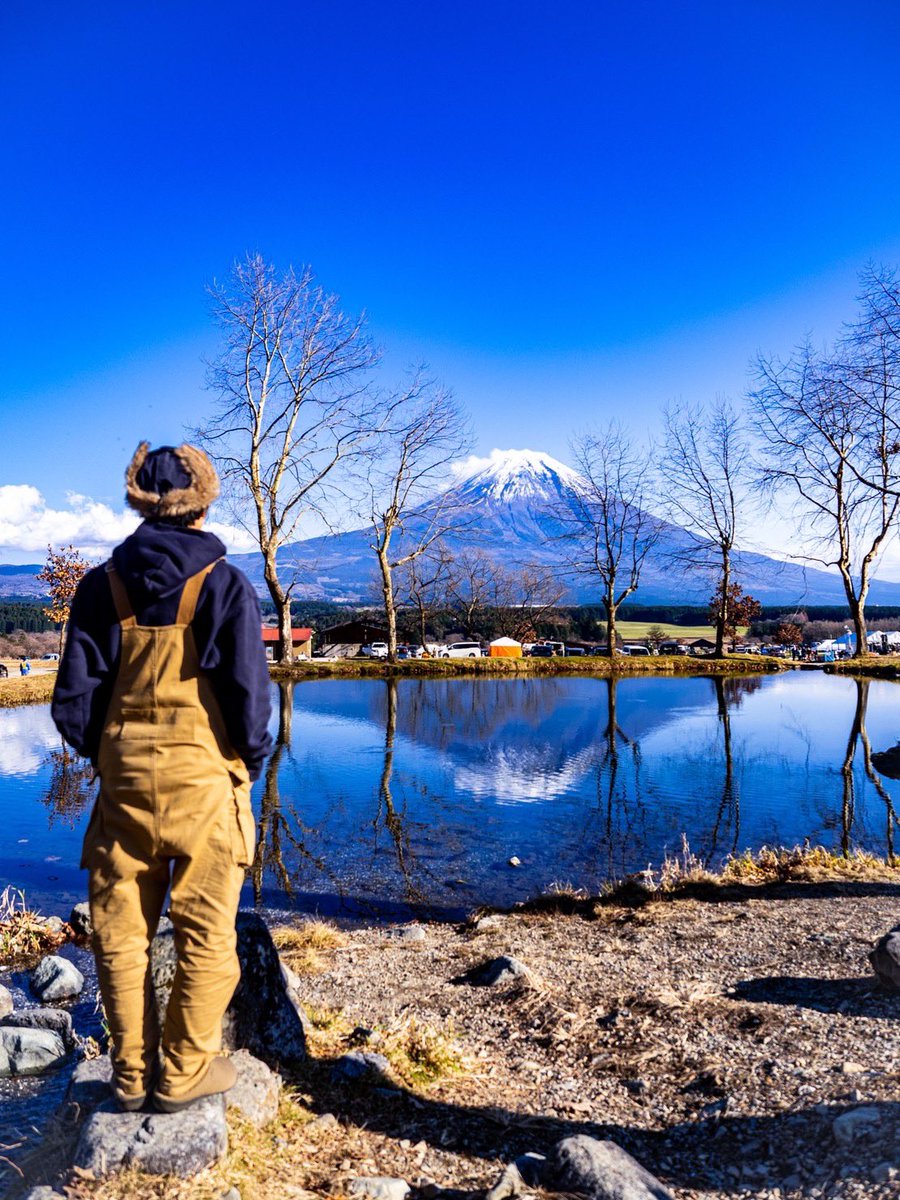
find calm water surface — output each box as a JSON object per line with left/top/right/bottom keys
{"left": 2, "top": 672, "right": 899, "bottom": 917}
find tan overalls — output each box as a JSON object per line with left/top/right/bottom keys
{"left": 81, "top": 560, "right": 256, "bottom": 1103}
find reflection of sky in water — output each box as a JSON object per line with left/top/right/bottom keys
{"left": 3, "top": 673, "right": 900, "bottom": 916}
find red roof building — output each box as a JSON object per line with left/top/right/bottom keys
{"left": 261, "top": 625, "right": 313, "bottom": 660}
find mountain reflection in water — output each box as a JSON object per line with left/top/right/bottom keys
{"left": 2, "top": 672, "right": 898, "bottom": 915}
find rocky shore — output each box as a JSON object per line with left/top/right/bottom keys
{"left": 2, "top": 865, "right": 898, "bottom": 1200}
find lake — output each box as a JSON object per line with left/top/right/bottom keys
{"left": 2, "top": 671, "right": 898, "bottom": 919}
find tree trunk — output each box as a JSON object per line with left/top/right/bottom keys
{"left": 418, "top": 601, "right": 427, "bottom": 651}
{"left": 604, "top": 592, "right": 618, "bottom": 658}
{"left": 277, "top": 681, "right": 294, "bottom": 744}
{"left": 849, "top": 597, "right": 868, "bottom": 659}
{"left": 263, "top": 549, "right": 291, "bottom": 663}
{"left": 715, "top": 555, "right": 730, "bottom": 658}
{"left": 377, "top": 550, "right": 398, "bottom": 659}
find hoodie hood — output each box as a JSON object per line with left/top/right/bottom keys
{"left": 111, "top": 521, "right": 227, "bottom": 609}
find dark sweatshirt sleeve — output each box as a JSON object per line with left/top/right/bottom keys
{"left": 194, "top": 562, "right": 273, "bottom": 781}
{"left": 51, "top": 566, "right": 120, "bottom": 763}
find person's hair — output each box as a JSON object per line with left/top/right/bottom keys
{"left": 152, "top": 508, "right": 207, "bottom": 527}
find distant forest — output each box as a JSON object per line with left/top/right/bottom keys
{"left": 0, "top": 602, "right": 55, "bottom": 634}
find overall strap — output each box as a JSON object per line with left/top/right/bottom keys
{"left": 105, "top": 561, "right": 137, "bottom": 629}
{"left": 176, "top": 559, "right": 223, "bottom": 626}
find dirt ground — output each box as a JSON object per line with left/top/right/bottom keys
{"left": 20, "top": 874, "right": 899, "bottom": 1200}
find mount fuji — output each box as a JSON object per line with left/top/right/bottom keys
{"left": 229, "top": 448, "right": 900, "bottom": 607}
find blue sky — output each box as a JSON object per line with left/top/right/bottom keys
{"left": 2, "top": 2, "right": 900, "bottom": 562}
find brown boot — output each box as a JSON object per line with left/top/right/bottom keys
{"left": 153, "top": 1056, "right": 237, "bottom": 1113}
{"left": 113, "top": 1060, "right": 160, "bottom": 1112}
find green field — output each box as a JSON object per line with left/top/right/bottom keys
{"left": 616, "top": 620, "right": 722, "bottom": 640}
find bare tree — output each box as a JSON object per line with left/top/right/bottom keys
{"left": 196, "top": 254, "right": 381, "bottom": 662}
{"left": 751, "top": 344, "right": 899, "bottom": 658}
{"left": 658, "top": 398, "right": 751, "bottom": 657}
{"left": 396, "top": 541, "right": 454, "bottom": 650}
{"left": 447, "top": 549, "right": 501, "bottom": 638}
{"left": 562, "top": 423, "right": 661, "bottom": 658}
{"left": 487, "top": 562, "right": 565, "bottom": 642}
{"left": 362, "top": 372, "right": 471, "bottom": 658}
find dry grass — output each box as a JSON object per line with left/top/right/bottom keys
{"left": 0, "top": 672, "right": 56, "bottom": 707}
{"left": 379, "top": 1014, "right": 466, "bottom": 1087}
{"left": 0, "top": 885, "right": 67, "bottom": 965}
{"left": 721, "top": 842, "right": 898, "bottom": 882}
{"left": 271, "top": 920, "right": 348, "bottom": 976}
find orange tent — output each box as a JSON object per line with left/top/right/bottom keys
{"left": 489, "top": 637, "right": 523, "bottom": 658}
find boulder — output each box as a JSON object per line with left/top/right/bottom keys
{"left": 1, "top": 1006, "right": 76, "bottom": 1050}
{"left": 0, "top": 983, "right": 12, "bottom": 1017}
{"left": 0, "top": 1026, "right": 68, "bottom": 1077}
{"left": 227, "top": 1048, "right": 282, "bottom": 1127}
{"left": 151, "top": 912, "right": 306, "bottom": 1069}
{"left": 869, "top": 929, "right": 900, "bottom": 991}
{"left": 546, "top": 1135, "right": 675, "bottom": 1200}
{"left": 68, "top": 901, "right": 93, "bottom": 941}
{"left": 30, "top": 954, "right": 84, "bottom": 1002}
{"left": 73, "top": 1094, "right": 227, "bottom": 1177}
{"left": 67, "top": 1054, "right": 117, "bottom": 1109}
{"left": 331, "top": 1051, "right": 391, "bottom": 1084}
{"left": 22, "top": 1188, "right": 66, "bottom": 1200}
{"left": 387, "top": 924, "right": 426, "bottom": 943}
{"left": 832, "top": 1106, "right": 882, "bottom": 1146}
{"left": 458, "top": 955, "right": 531, "bottom": 987}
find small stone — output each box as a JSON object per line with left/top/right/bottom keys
{"left": 30, "top": 954, "right": 84, "bottom": 1002}
{"left": 869, "top": 929, "right": 900, "bottom": 990}
{"left": 387, "top": 924, "right": 426, "bottom": 943}
{"left": 0, "top": 1026, "right": 68, "bottom": 1076}
{"left": 226, "top": 1049, "right": 281, "bottom": 1127}
{"left": 486, "top": 1160, "right": 542, "bottom": 1200}
{"left": 348, "top": 1177, "right": 410, "bottom": 1200}
{"left": 832, "top": 1106, "right": 882, "bottom": 1145}
{"left": 309, "top": 1111, "right": 339, "bottom": 1131}
{"left": 508, "top": 856, "right": 522, "bottom": 867}
{"left": 73, "top": 1093, "right": 227, "bottom": 1176}
{"left": 0, "top": 983, "right": 12, "bottom": 1017}
{"left": 473, "top": 915, "right": 501, "bottom": 934}
{"left": 1, "top": 1006, "right": 76, "bottom": 1051}
{"left": 331, "top": 1051, "right": 391, "bottom": 1084}
{"left": 68, "top": 901, "right": 93, "bottom": 940}
{"left": 23, "top": 1188, "right": 65, "bottom": 1200}
{"left": 461, "top": 955, "right": 532, "bottom": 987}
{"left": 547, "top": 1134, "right": 675, "bottom": 1200}
{"left": 42, "top": 915, "right": 66, "bottom": 935}
{"left": 220, "top": 1189, "right": 242, "bottom": 1200}
{"left": 840, "top": 1061, "right": 865, "bottom": 1075}
{"left": 873, "top": 1162, "right": 896, "bottom": 1183}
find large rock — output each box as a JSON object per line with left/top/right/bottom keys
{"left": 23, "top": 1188, "right": 66, "bottom": 1199}
{"left": 73, "top": 1094, "right": 227, "bottom": 1177}
{"left": 0, "top": 983, "right": 12, "bottom": 1017}
{"left": 30, "top": 954, "right": 84, "bottom": 1002}
{"left": 227, "top": 1048, "right": 282, "bottom": 1127}
{"left": 68, "top": 901, "right": 93, "bottom": 941}
{"left": 67, "top": 1054, "right": 117, "bottom": 1109}
{"left": 546, "top": 1135, "right": 674, "bottom": 1200}
{"left": 348, "top": 1178, "right": 410, "bottom": 1200}
{"left": 1, "top": 1006, "right": 76, "bottom": 1051}
{"left": 0, "top": 1026, "right": 68, "bottom": 1077}
{"left": 151, "top": 913, "right": 307, "bottom": 1069}
{"left": 869, "top": 929, "right": 900, "bottom": 991}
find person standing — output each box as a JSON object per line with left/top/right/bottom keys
{"left": 52, "top": 442, "right": 273, "bottom": 1112}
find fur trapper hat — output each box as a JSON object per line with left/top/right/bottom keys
{"left": 125, "top": 441, "right": 220, "bottom": 518}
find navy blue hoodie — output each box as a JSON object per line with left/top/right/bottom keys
{"left": 52, "top": 522, "right": 274, "bottom": 780}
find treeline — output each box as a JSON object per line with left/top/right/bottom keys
{"left": 0, "top": 602, "right": 55, "bottom": 634}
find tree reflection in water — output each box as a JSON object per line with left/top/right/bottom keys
{"left": 42, "top": 739, "right": 95, "bottom": 825}
{"left": 251, "top": 681, "right": 341, "bottom": 905}
{"left": 373, "top": 678, "right": 429, "bottom": 903}
{"left": 704, "top": 675, "right": 763, "bottom": 861}
{"left": 839, "top": 678, "right": 897, "bottom": 862}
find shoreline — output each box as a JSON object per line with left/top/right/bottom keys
{"left": 0, "top": 673, "right": 56, "bottom": 708}
{"left": 270, "top": 654, "right": 786, "bottom": 682}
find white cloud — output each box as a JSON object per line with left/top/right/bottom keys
{"left": 0, "top": 484, "right": 259, "bottom": 559}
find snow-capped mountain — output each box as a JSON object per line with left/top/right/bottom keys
{"left": 226, "top": 447, "right": 900, "bottom": 606}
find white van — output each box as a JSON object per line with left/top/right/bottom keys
{"left": 360, "top": 642, "right": 389, "bottom": 658}
{"left": 439, "top": 641, "right": 483, "bottom": 659}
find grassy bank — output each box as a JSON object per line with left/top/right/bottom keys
{"left": 0, "top": 672, "right": 56, "bottom": 707}
{"left": 271, "top": 653, "right": 784, "bottom": 682}
{"left": 825, "top": 657, "right": 900, "bottom": 681}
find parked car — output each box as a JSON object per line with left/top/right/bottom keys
{"left": 659, "top": 642, "right": 688, "bottom": 656}
{"left": 439, "top": 641, "right": 483, "bottom": 658}
{"left": 360, "top": 642, "right": 389, "bottom": 659}
{"left": 621, "top": 644, "right": 652, "bottom": 656}
{"left": 398, "top": 644, "right": 425, "bottom": 658}
{"left": 564, "top": 646, "right": 587, "bottom": 656}
{"left": 529, "top": 644, "right": 556, "bottom": 657}
{"left": 41, "top": 652, "right": 60, "bottom": 660}
{"left": 0, "top": 663, "right": 7, "bottom": 678}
